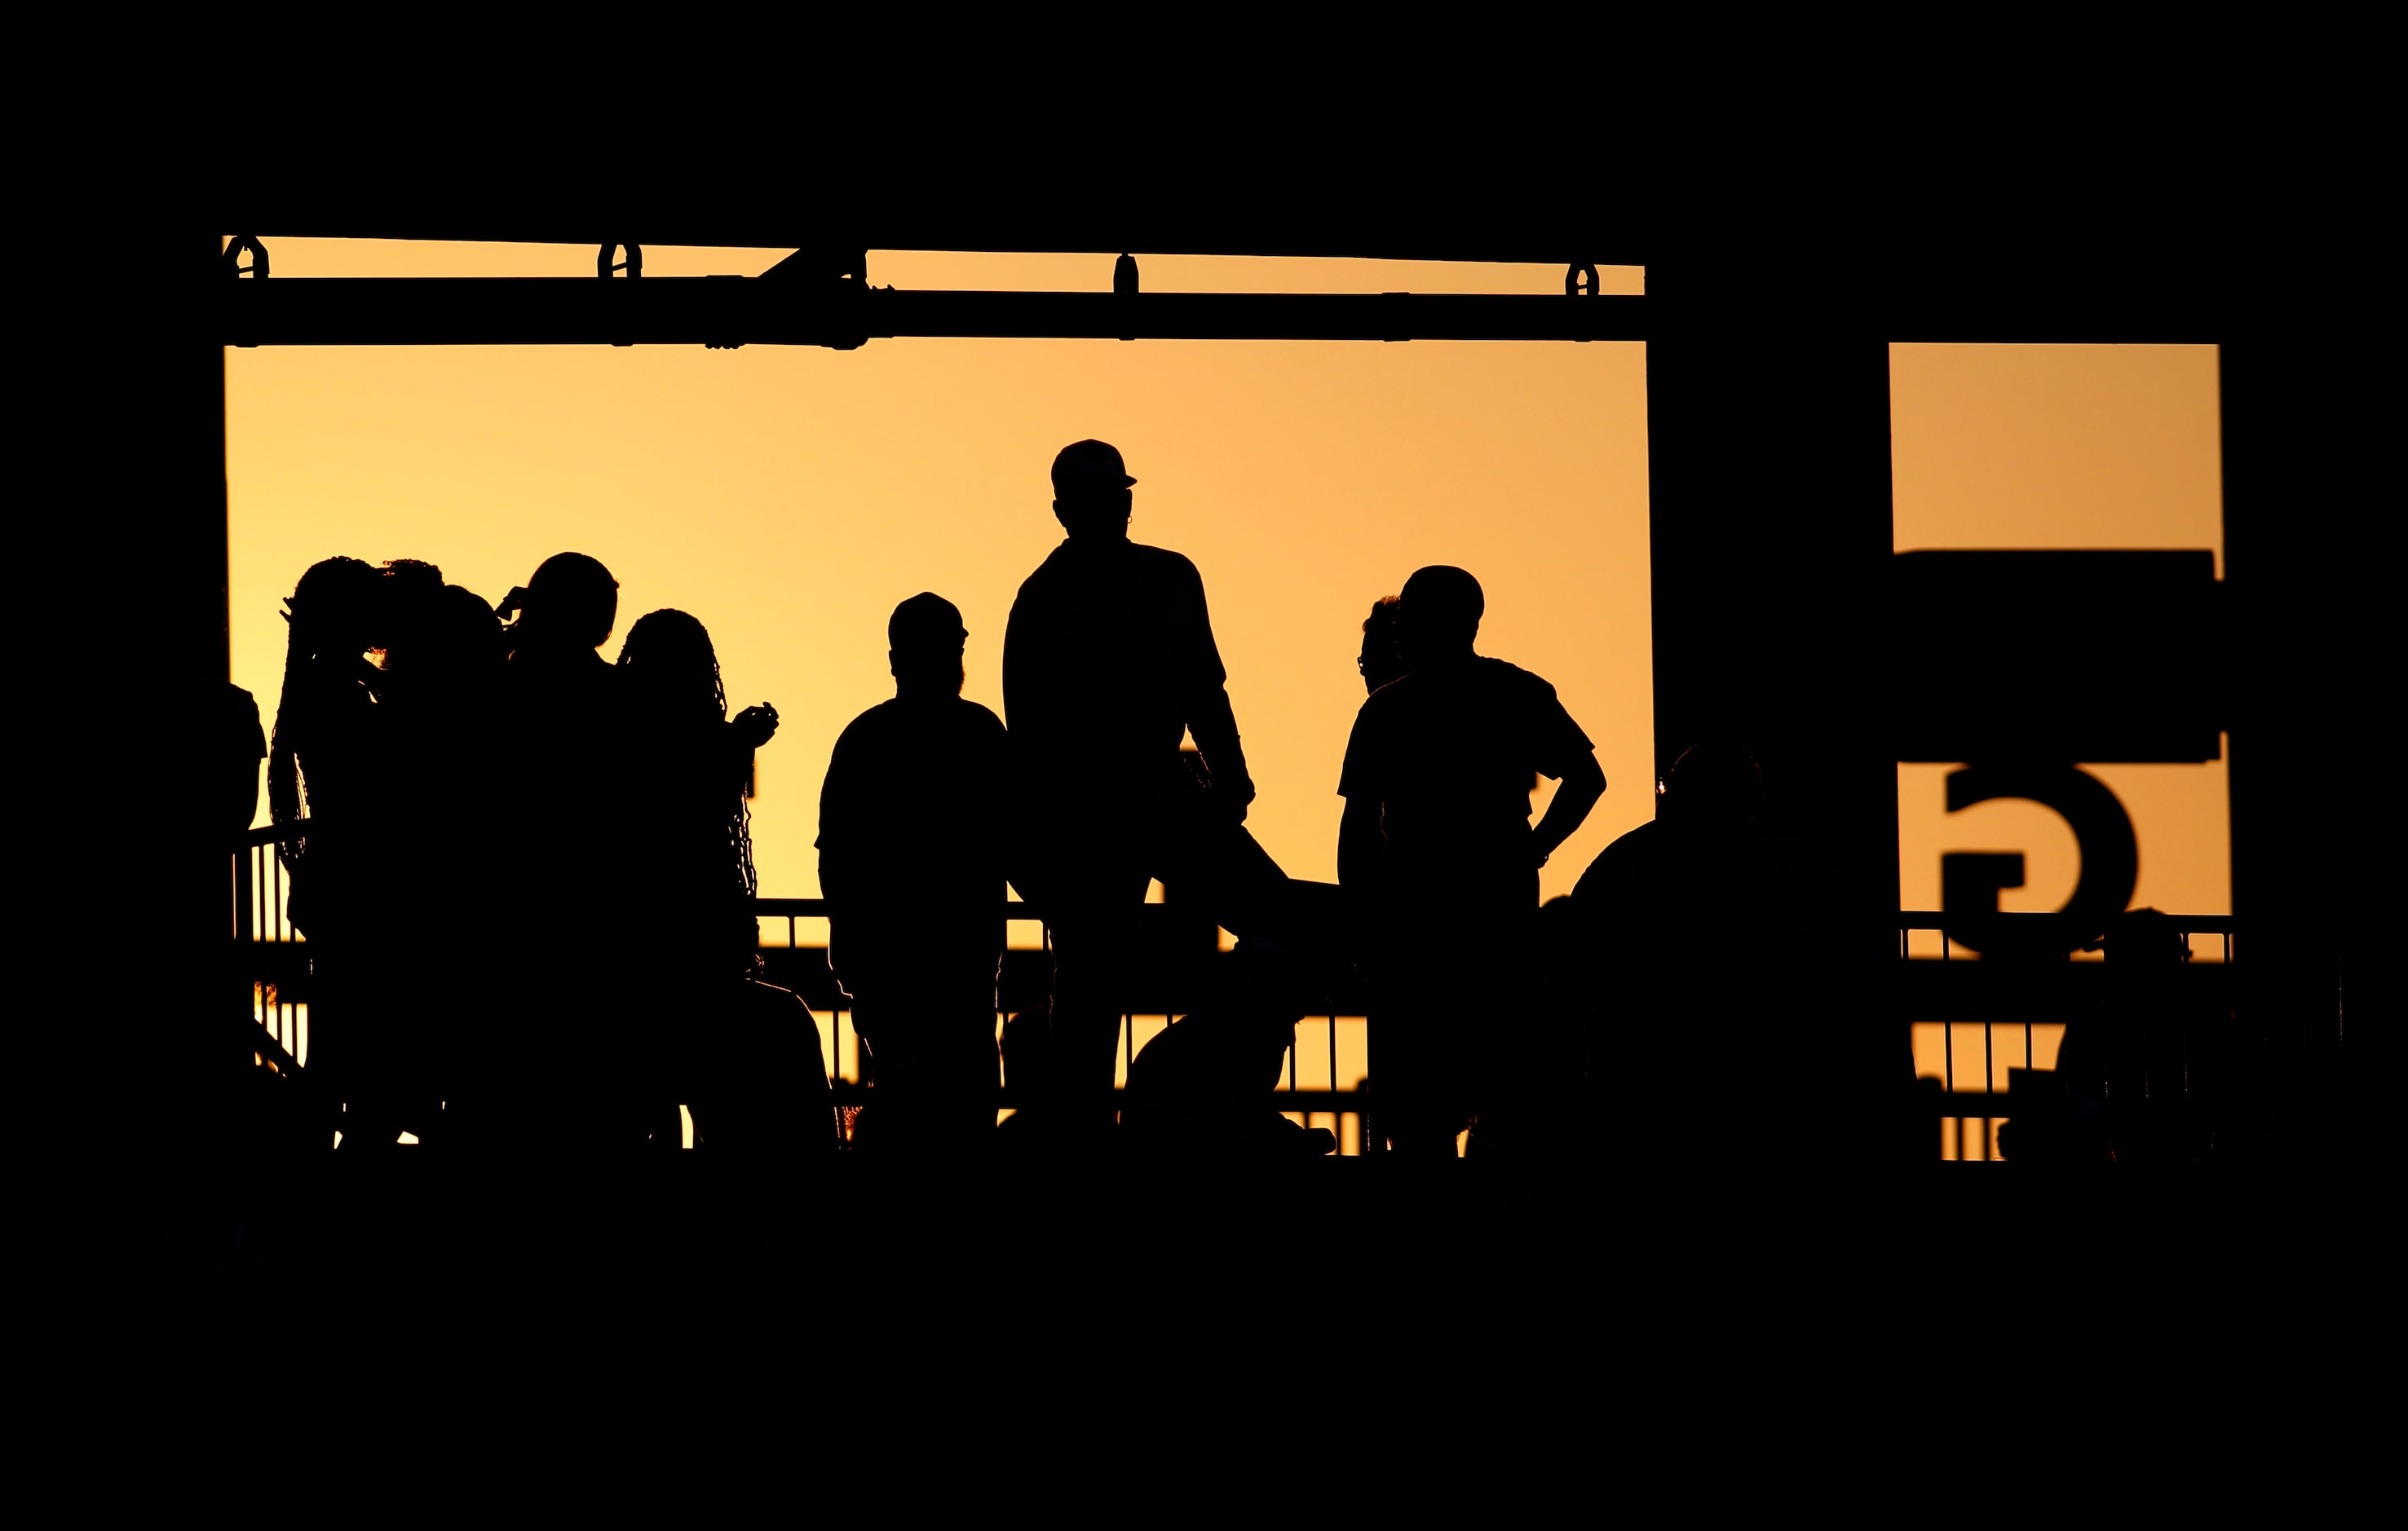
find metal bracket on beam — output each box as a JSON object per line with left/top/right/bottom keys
{"left": 760, "top": 246, "right": 867, "bottom": 285}
{"left": 1114, "top": 254, "right": 1138, "bottom": 340}
{"left": 1566, "top": 262, "right": 1599, "bottom": 297}
{"left": 223, "top": 236, "right": 268, "bottom": 280}
{"left": 599, "top": 243, "right": 643, "bottom": 279}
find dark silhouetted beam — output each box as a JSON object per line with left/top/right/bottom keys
{"left": 218, "top": 277, "right": 1648, "bottom": 347}
{"left": 215, "top": 276, "right": 2251, "bottom": 348}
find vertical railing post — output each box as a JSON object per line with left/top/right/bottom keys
{"left": 1326, "top": 1013, "right": 1337, "bottom": 1114}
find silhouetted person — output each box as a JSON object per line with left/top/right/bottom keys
{"left": 267, "top": 556, "right": 388, "bottom": 1144}
{"left": 484, "top": 552, "right": 641, "bottom": 1147}
{"left": 1580, "top": 741, "right": 1858, "bottom": 1170}
{"left": 156, "top": 672, "right": 270, "bottom": 1148}
{"left": 1359, "top": 594, "right": 1407, "bottom": 695}
{"left": 373, "top": 576, "right": 510, "bottom": 1146}
{"left": 620, "top": 609, "right": 780, "bottom": 1149}
{"left": 1122, "top": 941, "right": 1337, "bottom": 1173}
{"left": 820, "top": 593, "right": 1007, "bottom": 1161}
{"left": 1004, "top": 440, "right": 1267, "bottom": 1129}
{"left": 177, "top": 682, "right": 267, "bottom": 842}
{"left": 315, "top": 558, "right": 468, "bottom": 1149}
{"left": 1571, "top": 742, "right": 1889, "bottom": 1392}
{"left": 2026, "top": 907, "right": 2199, "bottom": 1167}
{"left": 269, "top": 557, "right": 384, "bottom": 935}
{"left": 1337, "top": 565, "right": 1605, "bottom": 1158}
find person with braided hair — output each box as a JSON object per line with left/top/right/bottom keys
{"left": 618, "top": 607, "right": 780, "bottom": 1146}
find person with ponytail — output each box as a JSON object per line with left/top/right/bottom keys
{"left": 266, "top": 555, "right": 387, "bottom": 1144}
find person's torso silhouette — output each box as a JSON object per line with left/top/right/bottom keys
{"left": 820, "top": 593, "right": 1007, "bottom": 1158}
{"left": 1002, "top": 445, "right": 1248, "bottom": 825}
{"left": 1344, "top": 655, "right": 1592, "bottom": 904}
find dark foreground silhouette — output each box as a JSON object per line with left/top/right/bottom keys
{"left": 201, "top": 438, "right": 2361, "bottom": 1467}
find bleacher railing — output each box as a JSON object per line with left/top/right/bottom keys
{"left": 233, "top": 825, "right": 2240, "bottom": 1160}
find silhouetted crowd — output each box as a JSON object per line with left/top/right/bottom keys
{"left": 255, "top": 438, "right": 1911, "bottom": 1186}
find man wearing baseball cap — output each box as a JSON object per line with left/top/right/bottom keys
{"left": 1004, "top": 439, "right": 1260, "bottom": 1131}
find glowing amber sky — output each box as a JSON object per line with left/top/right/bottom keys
{"left": 224, "top": 240, "right": 2227, "bottom": 921}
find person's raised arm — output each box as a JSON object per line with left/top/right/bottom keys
{"left": 729, "top": 704, "right": 777, "bottom": 792}
{"left": 1532, "top": 751, "right": 1606, "bottom": 868}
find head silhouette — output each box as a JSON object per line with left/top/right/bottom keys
{"left": 1398, "top": 565, "right": 1483, "bottom": 664}
{"left": 418, "top": 585, "right": 507, "bottom": 682}
{"left": 1050, "top": 439, "right": 1136, "bottom": 543}
{"left": 619, "top": 608, "right": 726, "bottom": 716}
{"left": 889, "top": 592, "right": 967, "bottom": 698}
{"left": 1359, "top": 595, "right": 1407, "bottom": 693}
{"left": 1662, "top": 742, "right": 1765, "bottom": 836}
{"left": 374, "top": 558, "right": 446, "bottom": 655}
{"left": 285, "top": 556, "right": 381, "bottom": 657}
{"left": 513, "top": 553, "right": 619, "bottom": 655}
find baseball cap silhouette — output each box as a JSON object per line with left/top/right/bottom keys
{"left": 890, "top": 592, "right": 968, "bottom": 651}
{"left": 1052, "top": 439, "right": 1137, "bottom": 492}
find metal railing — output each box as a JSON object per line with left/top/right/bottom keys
{"left": 229, "top": 828, "right": 1374, "bottom": 1152}
{"left": 754, "top": 896, "right": 1372, "bottom": 1154}
{"left": 1897, "top": 911, "right": 2238, "bottom": 1161}
{"left": 233, "top": 824, "right": 307, "bottom": 1069}
{"left": 231, "top": 825, "right": 2240, "bottom": 1162}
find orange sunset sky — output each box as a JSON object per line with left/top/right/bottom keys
{"left": 224, "top": 240, "right": 2229, "bottom": 930}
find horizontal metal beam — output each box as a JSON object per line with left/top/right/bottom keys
{"left": 219, "top": 277, "right": 1646, "bottom": 346}
{"left": 215, "top": 276, "right": 2248, "bottom": 347}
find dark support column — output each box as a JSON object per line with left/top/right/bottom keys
{"left": 2220, "top": 338, "right": 2370, "bottom": 1158}
{"left": 114, "top": 240, "right": 241, "bottom": 1181}
{"left": 1640, "top": 254, "right": 1911, "bottom": 1373}
{"left": 1645, "top": 260, "right": 1900, "bottom": 914}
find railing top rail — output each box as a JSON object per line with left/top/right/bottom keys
{"left": 1898, "top": 911, "right": 2235, "bottom": 934}
{"left": 753, "top": 897, "right": 1041, "bottom": 920}
{"left": 240, "top": 829, "right": 2239, "bottom": 936}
